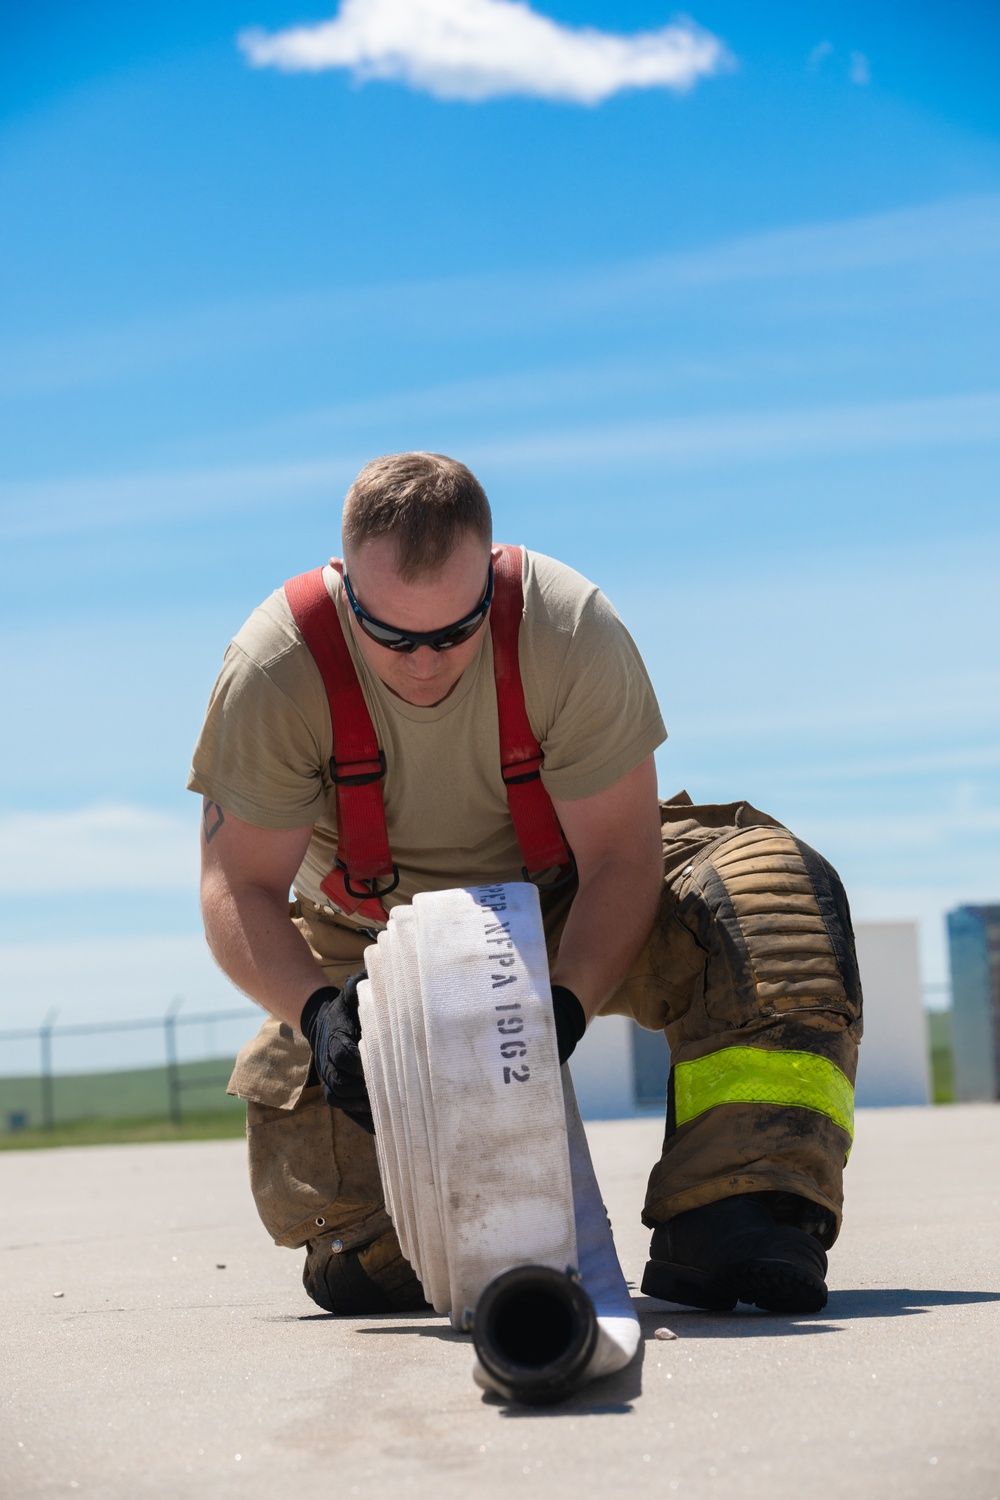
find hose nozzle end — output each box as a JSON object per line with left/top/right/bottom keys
{"left": 472, "top": 1263, "right": 598, "bottom": 1405}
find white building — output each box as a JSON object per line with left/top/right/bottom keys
{"left": 572, "top": 919, "right": 928, "bottom": 1119}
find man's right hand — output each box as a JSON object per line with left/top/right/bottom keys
{"left": 300, "top": 974, "right": 374, "bottom": 1133}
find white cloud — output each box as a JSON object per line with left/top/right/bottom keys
{"left": 807, "top": 40, "right": 833, "bottom": 71}
{"left": 238, "top": 0, "right": 732, "bottom": 104}
{"left": 4, "top": 388, "right": 999, "bottom": 543}
{"left": 849, "top": 50, "right": 871, "bottom": 85}
{"left": 0, "top": 805, "right": 197, "bottom": 894}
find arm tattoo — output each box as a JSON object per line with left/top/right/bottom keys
{"left": 202, "top": 800, "right": 225, "bottom": 844}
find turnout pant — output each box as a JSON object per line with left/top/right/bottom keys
{"left": 229, "top": 795, "right": 862, "bottom": 1258}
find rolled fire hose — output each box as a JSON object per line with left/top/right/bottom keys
{"left": 357, "top": 882, "right": 640, "bottom": 1403}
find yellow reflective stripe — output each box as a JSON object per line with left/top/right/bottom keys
{"left": 675, "top": 1046, "right": 854, "bottom": 1139}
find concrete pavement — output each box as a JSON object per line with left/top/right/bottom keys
{"left": 3, "top": 1104, "right": 999, "bottom": 1500}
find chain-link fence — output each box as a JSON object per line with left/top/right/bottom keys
{"left": 1, "top": 979, "right": 956, "bottom": 1137}
{"left": 0, "top": 1001, "right": 260, "bottom": 1134}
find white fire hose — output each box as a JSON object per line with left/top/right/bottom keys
{"left": 358, "top": 882, "right": 640, "bottom": 1403}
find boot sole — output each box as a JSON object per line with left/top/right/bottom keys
{"left": 730, "top": 1258, "right": 828, "bottom": 1314}
{"left": 640, "top": 1257, "right": 738, "bottom": 1311}
{"left": 642, "top": 1256, "right": 827, "bottom": 1315}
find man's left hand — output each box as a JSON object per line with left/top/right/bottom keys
{"left": 551, "top": 985, "right": 587, "bottom": 1064}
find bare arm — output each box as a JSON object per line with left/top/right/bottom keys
{"left": 549, "top": 755, "right": 663, "bottom": 1024}
{"left": 198, "top": 799, "right": 325, "bottom": 1030}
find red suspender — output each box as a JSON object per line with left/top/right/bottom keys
{"left": 489, "top": 544, "right": 575, "bottom": 883}
{"left": 284, "top": 569, "right": 398, "bottom": 924}
{"left": 283, "top": 546, "right": 574, "bottom": 923}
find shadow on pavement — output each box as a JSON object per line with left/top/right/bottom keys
{"left": 355, "top": 1318, "right": 466, "bottom": 1339}
{"left": 825, "top": 1287, "right": 1000, "bottom": 1317}
{"left": 633, "top": 1286, "right": 1000, "bottom": 1338}
{"left": 485, "top": 1337, "right": 645, "bottom": 1417}
{"left": 634, "top": 1298, "right": 837, "bottom": 1340}
{"left": 354, "top": 1317, "right": 646, "bottom": 1413}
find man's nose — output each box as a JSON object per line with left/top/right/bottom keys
{"left": 406, "top": 646, "right": 441, "bottom": 673}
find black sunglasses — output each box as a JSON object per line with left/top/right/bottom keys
{"left": 342, "top": 561, "right": 494, "bottom": 653}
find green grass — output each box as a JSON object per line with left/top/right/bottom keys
{"left": 0, "top": 1108, "right": 247, "bottom": 1151}
{"left": 0, "top": 1056, "right": 244, "bottom": 1146}
{"left": 927, "top": 1010, "right": 955, "bottom": 1104}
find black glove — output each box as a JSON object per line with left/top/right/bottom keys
{"left": 551, "top": 984, "right": 587, "bottom": 1065}
{"left": 300, "top": 972, "right": 374, "bottom": 1134}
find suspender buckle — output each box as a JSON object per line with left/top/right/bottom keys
{"left": 329, "top": 749, "right": 387, "bottom": 787}
{"left": 336, "top": 859, "right": 400, "bottom": 901}
{"left": 502, "top": 755, "right": 543, "bottom": 787}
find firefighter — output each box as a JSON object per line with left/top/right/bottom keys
{"left": 189, "top": 451, "right": 861, "bottom": 1317}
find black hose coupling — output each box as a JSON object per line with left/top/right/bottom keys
{"left": 472, "top": 1263, "right": 599, "bottom": 1405}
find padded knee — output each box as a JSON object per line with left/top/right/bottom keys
{"left": 303, "top": 1228, "right": 430, "bottom": 1315}
{"left": 678, "top": 825, "right": 863, "bottom": 1031}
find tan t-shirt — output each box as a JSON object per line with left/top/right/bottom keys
{"left": 187, "top": 548, "right": 666, "bottom": 927}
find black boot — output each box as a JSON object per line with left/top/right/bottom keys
{"left": 303, "top": 1227, "right": 431, "bottom": 1315}
{"left": 641, "top": 1194, "right": 828, "bottom": 1314}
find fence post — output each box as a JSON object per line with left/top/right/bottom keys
{"left": 165, "top": 997, "right": 184, "bottom": 1127}
{"left": 40, "top": 1009, "right": 58, "bottom": 1131}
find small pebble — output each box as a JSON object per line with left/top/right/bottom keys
{"left": 52, "top": 1292, "right": 64, "bottom": 1299}
{"left": 216, "top": 1264, "right": 226, "bottom": 1270}
{"left": 654, "top": 1326, "right": 678, "bottom": 1340}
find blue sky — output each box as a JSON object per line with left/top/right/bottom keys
{"left": 1, "top": 1, "right": 998, "bottom": 1066}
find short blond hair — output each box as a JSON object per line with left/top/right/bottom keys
{"left": 342, "top": 452, "right": 492, "bottom": 579}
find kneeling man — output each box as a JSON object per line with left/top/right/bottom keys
{"left": 188, "top": 452, "right": 862, "bottom": 1316}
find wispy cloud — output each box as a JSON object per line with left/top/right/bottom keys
{"left": 3, "top": 393, "right": 995, "bottom": 546}
{"left": 0, "top": 457, "right": 362, "bottom": 541}
{"left": 747, "top": 745, "right": 1000, "bottom": 787}
{"left": 0, "top": 805, "right": 197, "bottom": 893}
{"left": 667, "top": 665, "right": 1000, "bottom": 743}
{"left": 2, "top": 193, "right": 997, "bottom": 400}
{"left": 790, "top": 801, "right": 1000, "bottom": 858}
{"left": 470, "top": 390, "right": 1000, "bottom": 471}
{"left": 629, "top": 541, "right": 1000, "bottom": 742}
{"left": 807, "top": 40, "right": 833, "bottom": 71}
{"left": 806, "top": 41, "right": 871, "bottom": 86}
{"left": 238, "top": 0, "right": 733, "bottom": 104}
{"left": 3, "top": 390, "right": 999, "bottom": 542}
